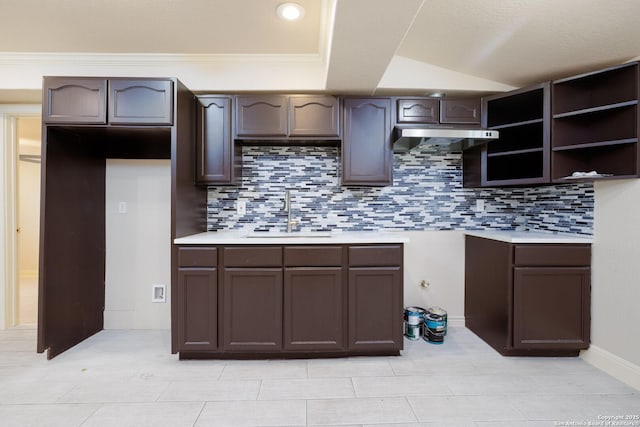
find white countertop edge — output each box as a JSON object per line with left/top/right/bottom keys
{"left": 174, "top": 231, "right": 410, "bottom": 245}
{"left": 464, "top": 230, "right": 593, "bottom": 244}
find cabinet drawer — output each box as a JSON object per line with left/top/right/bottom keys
{"left": 284, "top": 246, "right": 343, "bottom": 267}
{"left": 349, "top": 245, "right": 402, "bottom": 267}
{"left": 514, "top": 245, "right": 591, "bottom": 266}
{"left": 223, "top": 247, "right": 283, "bottom": 267}
{"left": 178, "top": 247, "right": 218, "bottom": 267}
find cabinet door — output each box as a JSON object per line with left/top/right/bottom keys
{"left": 222, "top": 268, "right": 283, "bottom": 351}
{"left": 396, "top": 98, "right": 439, "bottom": 124}
{"left": 235, "top": 95, "right": 288, "bottom": 137}
{"left": 43, "top": 77, "right": 107, "bottom": 124}
{"left": 284, "top": 267, "right": 345, "bottom": 351}
{"left": 289, "top": 95, "right": 340, "bottom": 137}
{"left": 178, "top": 268, "right": 217, "bottom": 351}
{"left": 348, "top": 267, "right": 402, "bottom": 351}
{"left": 196, "top": 96, "right": 240, "bottom": 185}
{"left": 108, "top": 79, "right": 174, "bottom": 125}
{"left": 342, "top": 98, "right": 393, "bottom": 186}
{"left": 440, "top": 98, "right": 481, "bottom": 124}
{"left": 513, "top": 267, "right": 590, "bottom": 350}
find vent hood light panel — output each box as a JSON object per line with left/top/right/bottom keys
{"left": 393, "top": 127, "right": 499, "bottom": 153}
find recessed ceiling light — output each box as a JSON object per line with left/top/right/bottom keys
{"left": 277, "top": 3, "right": 305, "bottom": 21}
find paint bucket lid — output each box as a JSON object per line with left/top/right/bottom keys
{"left": 427, "top": 306, "right": 447, "bottom": 316}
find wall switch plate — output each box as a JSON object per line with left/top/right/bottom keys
{"left": 475, "top": 199, "right": 485, "bottom": 212}
{"left": 152, "top": 284, "right": 166, "bottom": 303}
{"left": 237, "top": 200, "right": 247, "bottom": 215}
{"left": 118, "top": 201, "right": 127, "bottom": 214}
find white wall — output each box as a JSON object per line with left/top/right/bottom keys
{"left": 582, "top": 180, "right": 640, "bottom": 389}
{"left": 403, "top": 231, "right": 466, "bottom": 326}
{"left": 104, "top": 159, "right": 171, "bottom": 330}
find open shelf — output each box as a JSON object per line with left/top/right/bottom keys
{"left": 552, "top": 143, "right": 639, "bottom": 181}
{"left": 486, "top": 150, "right": 545, "bottom": 183}
{"left": 553, "top": 104, "right": 637, "bottom": 149}
{"left": 486, "top": 86, "right": 545, "bottom": 128}
{"left": 551, "top": 62, "right": 639, "bottom": 180}
{"left": 488, "top": 121, "right": 544, "bottom": 155}
{"left": 553, "top": 62, "right": 638, "bottom": 115}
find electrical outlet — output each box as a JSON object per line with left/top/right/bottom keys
{"left": 475, "top": 199, "right": 485, "bottom": 212}
{"left": 152, "top": 284, "right": 166, "bottom": 303}
{"left": 118, "top": 201, "right": 127, "bottom": 214}
{"left": 237, "top": 200, "right": 247, "bottom": 215}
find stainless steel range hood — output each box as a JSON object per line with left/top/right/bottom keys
{"left": 393, "top": 127, "right": 499, "bottom": 153}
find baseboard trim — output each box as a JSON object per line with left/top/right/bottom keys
{"left": 447, "top": 315, "right": 465, "bottom": 328}
{"left": 581, "top": 344, "right": 640, "bottom": 391}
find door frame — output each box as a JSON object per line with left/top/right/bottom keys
{"left": 0, "top": 105, "right": 41, "bottom": 329}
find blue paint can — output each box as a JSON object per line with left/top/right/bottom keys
{"left": 423, "top": 308, "right": 447, "bottom": 344}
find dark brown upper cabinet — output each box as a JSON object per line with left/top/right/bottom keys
{"left": 235, "top": 95, "right": 288, "bottom": 138}
{"left": 43, "top": 77, "right": 174, "bottom": 126}
{"left": 108, "top": 79, "right": 173, "bottom": 125}
{"left": 234, "top": 95, "right": 341, "bottom": 140}
{"left": 396, "top": 98, "right": 439, "bottom": 124}
{"left": 440, "top": 98, "right": 481, "bottom": 124}
{"left": 342, "top": 98, "right": 393, "bottom": 186}
{"left": 463, "top": 83, "right": 551, "bottom": 187}
{"left": 551, "top": 61, "right": 639, "bottom": 181}
{"left": 395, "top": 97, "right": 481, "bottom": 125}
{"left": 196, "top": 95, "right": 241, "bottom": 186}
{"left": 43, "top": 77, "right": 108, "bottom": 124}
{"left": 288, "top": 95, "right": 340, "bottom": 137}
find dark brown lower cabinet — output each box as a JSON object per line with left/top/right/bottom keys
{"left": 283, "top": 267, "right": 345, "bottom": 351}
{"left": 177, "top": 269, "right": 217, "bottom": 351}
{"left": 175, "top": 243, "right": 403, "bottom": 358}
{"left": 222, "top": 268, "right": 283, "bottom": 352}
{"left": 465, "top": 235, "right": 591, "bottom": 356}
{"left": 348, "top": 267, "right": 403, "bottom": 351}
{"left": 513, "top": 267, "right": 590, "bottom": 350}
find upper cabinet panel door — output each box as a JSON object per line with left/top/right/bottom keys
{"left": 108, "top": 79, "right": 174, "bottom": 125}
{"left": 342, "top": 98, "right": 393, "bottom": 186}
{"left": 396, "top": 98, "right": 439, "bottom": 124}
{"left": 235, "top": 95, "right": 288, "bottom": 137}
{"left": 288, "top": 95, "right": 340, "bottom": 137}
{"left": 196, "top": 96, "right": 240, "bottom": 185}
{"left": 43, "top": 77, "right": 107, "bottom": 124}
{"left": 440, "top": 98, "right": 481, "bottom": 124}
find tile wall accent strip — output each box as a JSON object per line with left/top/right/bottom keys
{"left": 207, "top": 145, "right": 593, "bottom": 235}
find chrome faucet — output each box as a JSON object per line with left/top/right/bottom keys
{"left": 284, "top": 190, "right": 298, "bottom": 232}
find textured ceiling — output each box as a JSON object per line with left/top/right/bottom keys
{"left": 0, "top": 0, "right": 639, "bottom": 99}
{"left": 398, "top": 0, "right": 640, "bottom": 86}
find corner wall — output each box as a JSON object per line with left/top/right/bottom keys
{"left": 583, "top": 179, "right": 640, "bottom": 389}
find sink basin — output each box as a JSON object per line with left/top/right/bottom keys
{"left": 246, "top": 232, "right": 333, "bottom": 238}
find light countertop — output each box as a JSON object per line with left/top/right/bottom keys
{"left": 174, "top": 230, "right": 410, "bottom": 245}
{"left": 464, "top": 230, "right": 593, "bottom": 244}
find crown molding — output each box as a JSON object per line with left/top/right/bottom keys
{"left": 0, "top": 52, "right": 325, "bottom": 67}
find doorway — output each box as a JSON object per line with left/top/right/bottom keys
{"left": 16, "top": 117, "right": 41, "bottom": 325}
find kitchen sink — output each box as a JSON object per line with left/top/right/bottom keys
{"left": 246, "top": 232, "right": 333, "bottom": 238}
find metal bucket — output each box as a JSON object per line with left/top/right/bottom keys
{"left": 404, "top": 306, "right": 426, "bottom": 340}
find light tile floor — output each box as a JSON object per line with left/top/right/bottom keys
{"left": 1, "top": 326, "right": 638, "bottom": 426}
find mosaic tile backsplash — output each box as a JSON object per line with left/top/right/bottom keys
{"left": 207, "top": 145, "right": 593, "bottom": 235}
